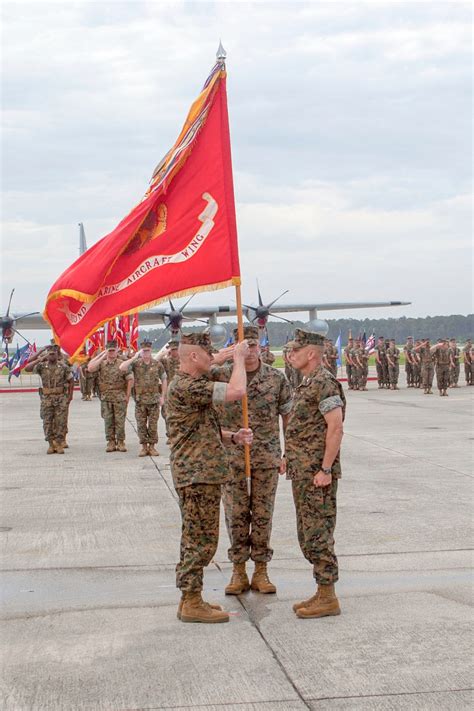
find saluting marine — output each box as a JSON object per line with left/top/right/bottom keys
{"left": 24, "top": 344, "right": 74, "bottom": 454}
{"left": 88, "top": 339, "right": 134, "bottom": 452}
{"left": 120, "top": 339, "right": 167, "bottom": 457}
{"left": 414, "top": 339, "right": 434, "bottom": 394}
{"left": 211, "top": 325, "right": 292, "bottom": 596}
{"left": 431, "top": 339, "right": 450, "bottom": 396}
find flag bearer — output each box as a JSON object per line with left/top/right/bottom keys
{"left": 166, "top": 333, "right": 252, "bottom": 624}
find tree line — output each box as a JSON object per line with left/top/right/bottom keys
{"left": 140, "top": 314, "right": 473, "bottom": 348}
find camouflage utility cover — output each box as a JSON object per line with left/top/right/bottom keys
{"left": 285, "top": 366, "right": 345, "bottom": 481}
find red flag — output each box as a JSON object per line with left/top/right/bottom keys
{"left": 117, "top": 315, "right": 130, "bottom": 349}
{"left": 106, "top": 319, "right": 117, "bottom": 343}
{"left": 44, "top": 59, "right": 240, "bottom": 358}
{"left": 130, "top": 313, "right": 139, "bottom": 351}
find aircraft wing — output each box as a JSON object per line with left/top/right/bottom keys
{"left": 9, "top": 301, "right": 410, "bottom": 330}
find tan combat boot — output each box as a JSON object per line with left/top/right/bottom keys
{"left": 292, "top": 589, "right": 319, "bottom": 613}
{"left": 47, "top": 441, "right": 56, "bottom": 454}
{"left": 225, "top": 563, "right": 250, "bottom": 595}
{"left": 116, "top": 441, "right": 127, "bottom": 452}
{"left": 54, "top": 441, "right": 65, "bottom": 454}
{"left": 251, "top": 562, "right": 276, "bottom": 594}
{"left": 60, "top": 439, "right": 69, "bottom": 448}
{"left": 148, "top": 444, "right": 159, "bottom": 456}
{"left": 138, "top": 444, "right": 148, "bottom": 457}
{"left": 176, "top": 595, "right": 222, "bottom": 620}
{"left": 296, "top": 583, "right": 341, "bottom": 619}
{"left": 106, "top": 440, "right": 116, "bottom": 452}
{"left": 180, "top": 592, "right": 229, "bottom": 623}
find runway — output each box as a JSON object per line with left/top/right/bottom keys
{"left": 1, "top": 378, "right": 472, "bottom": 710}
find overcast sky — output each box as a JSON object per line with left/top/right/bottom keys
{"left": 2, "top": 0, "right": 472, "bottom": 345}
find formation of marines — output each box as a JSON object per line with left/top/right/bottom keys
{"left": 344, "top": 337, "right": 473, "bottom": 395}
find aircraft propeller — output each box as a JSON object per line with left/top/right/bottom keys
{"left": 162, "top": 295, "right": 208, "bottom": 335}
{"left": 1, "top": 289, "right": 38, "bottom": 375}
{"left": 243, "top": 283, "right": 294, "bottom": 327}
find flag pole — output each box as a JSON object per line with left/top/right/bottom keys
{"left": 235, "top": 283, "right": 251, "bottom": 479}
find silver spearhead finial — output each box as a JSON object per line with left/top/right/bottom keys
{"left": 216, "top": 40, "right": 226, "bottom": 64}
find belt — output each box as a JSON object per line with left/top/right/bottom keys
{"left": 42, "top": 387, "right": 64, "bottom": 395}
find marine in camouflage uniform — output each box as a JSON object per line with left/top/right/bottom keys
{"left": 324, "top": 340, "right": 338, "bottom": 377}
{"left": 404, "top": 337, "right": 415, "bottom": 387}
{"left": 413, "top": 340, "right": 422, "bottom": 388}
{"left": 448, "top": 339, "right": 460, "bottom": 387}
{"left": 284, "top": 329, "right": 345, "bottom": 619}
{"left": 211, "top": 325, "right": 292, "bottom": 595}
{"left": 414, "top": 339, "right": 434, "bottom": 394}
{"left": 375, "top": 337, "right": 386, "bottom": 388}
{"left": 343, "top": 339, "right": 354, "bottom": 389}
{"left": 80, "top": 358, "right": 94, "bottom": 400}
{"left": 167, "top": 332, "right": 251, "bottom": 624}
{"left": 160, "top": 340, "right": 180, "bottom": 430}
{"left": 120, "top": 339, "right": 167, "bottom": 456}
{"left": 463, "top": 340, "right": 472, "bottom": 385}
{"left": 88, "top": 340, "right": 133, "bottom": 451}
{"left": 24, "top": 345, "right": 74, "bottom": 454}
{"left": 387, "top": 340, "right": 400, "bottom": 389}
{"left": 431, "top": 339, "right": 450, "bottom": 396}
{"left": 260, "top": 345, "right": 275, "bottom": 366}
{"left": 353, "top": 340, "right": 368, "bottom": 390}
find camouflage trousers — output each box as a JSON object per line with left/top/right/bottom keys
{"left": 352, "top": 367, "right": 361, "bottom": 389}
{"left": 405, "top": 363, "right": 414, "bottom": 386}
{"left": 388, "top": 365, "right": 399, "bottom": 386}
{"left": 100, "top": 400, "right": 127, "bottom": 442}
{"left": 292, "top": 478, "right": 338, "bottom": 585}
{"left": 345, "top": 364, "right": 353, "bottom": 388}
{"left": 360, "top": 367, "right": 368, "bottom": 388}
{"left": 465, "top": 364, "right": 471, "bottom": 385}
{"left": 449, "top": 364, "right": 460, "bottom": 386}
{"left": 413, "top": 364, "right": 421, "bottom": 387}
{"left": 436, "top": 366, "right": 450, "bottom": 391}
{"left": 222, "top": 467, "right": 278, "bottom": 564}
{"left": 81, "top": 375, "right": 93, "bottom": 398}
{"left": 135, "top": 402, "right": 160, "bottom": 444}
{"left": 176, "top": 483, "right": 221, "bottom": 592}
{"left": 376, "top": 362, "right": 384, "bottom": 386}
{"left": 40, "top": 394, "right": 69, "bottom": 443}
{"left": 421, "top": 364, "right": 434, "bottom": 389}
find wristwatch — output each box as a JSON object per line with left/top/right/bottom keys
{"left": 321, "top": 466, "right": 332, "bottom": 475}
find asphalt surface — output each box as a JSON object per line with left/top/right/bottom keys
{"left": 1, "top": 375, "right": 472, "bottom": 710}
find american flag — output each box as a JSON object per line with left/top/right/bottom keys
{"left": 365, "top": 333, "right": 376, "bottom": 354}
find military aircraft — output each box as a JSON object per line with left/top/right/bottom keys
{"left": 1, "top": 224, "right": 410, "bottom": 343}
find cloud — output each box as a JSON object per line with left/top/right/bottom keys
{"left": 1, "top": 0, "right": 472, "bottom": 329}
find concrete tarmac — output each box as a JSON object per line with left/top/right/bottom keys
{"left": 0, "top": 377, "right": 473, "bottom": 710}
